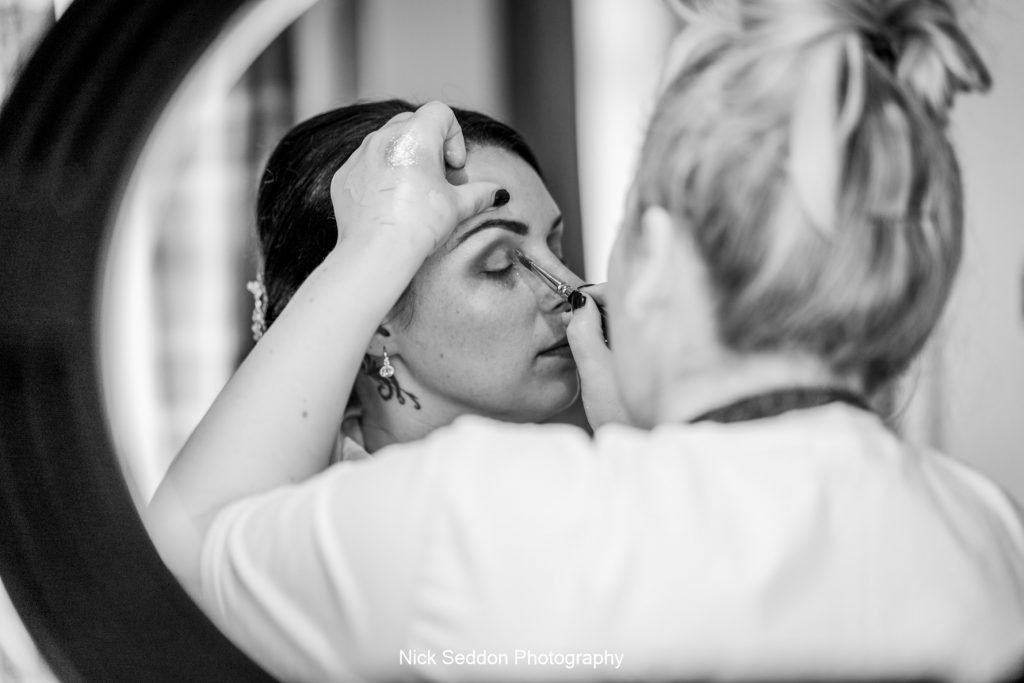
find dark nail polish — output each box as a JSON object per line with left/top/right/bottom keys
{"left": 493, "top": 189, "right": 510, "bottom": 207}
{"left": 569, "top": 291, "right": 587, "bottom": 311}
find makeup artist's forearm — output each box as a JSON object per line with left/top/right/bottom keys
{"left": 145, "top": 231, "right": 427, "bottom": 582}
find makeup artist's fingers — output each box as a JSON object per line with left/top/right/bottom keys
{"left": 578, "top": 282, "right": 607, "bottom": 300}
{"left": 329, "top": 102, "right": 510, "bottom": 258}
{"left": 385, "top": 111, "right": 415, "bottom": 125}
{"left": 566, "top": 293, "right": 606, "bottom": 360}
{"left": 438, "top": 110, "right": 469, "bottom": 170}
{"left": 451, "top": 183, "right": 509, "bottom": 223}
{"left": 401, "top": 102, "right": 506, "bottom": 227}
{"left": 567, "top": 295, "right": 627, "bottom": 428}
{"left": 406, "top": 101, "right": 468, "bottom": 169}
{"left": 569, "top": 282, "right": 609, "bottom": 346}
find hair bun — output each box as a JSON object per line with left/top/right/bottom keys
{"left": 863, "top": 28, "right": 897, "bottom": 73}
{"left": 871, "top": 0, "right": 990, "bottom": 117}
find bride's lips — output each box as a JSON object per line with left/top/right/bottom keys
{"left": 538, "top": 339, "right": 572, "bottom": 357}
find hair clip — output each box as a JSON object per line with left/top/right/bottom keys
{"left": 246, "top": 273, "right": 268, "bottom": 341}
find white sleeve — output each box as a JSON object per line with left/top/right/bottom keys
{"left": 196, "top": 417, "right": 596, "bottom": 682}
{"left": 199, "top": 440, "right": 447, "bottom": 682}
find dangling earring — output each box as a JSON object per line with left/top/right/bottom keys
{"left": 379, "top": 347, "right": 395, "bottom": 379}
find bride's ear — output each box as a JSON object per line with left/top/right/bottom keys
{"left": 364, "top": 325, "right": 393, "bottom": 358}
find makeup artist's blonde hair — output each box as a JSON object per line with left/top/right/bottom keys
{"left": 631, "top": 0, "right": 990, "bottom": 391}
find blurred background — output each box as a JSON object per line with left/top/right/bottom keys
{"left": 1, "top": 0, "right": 1022, "bottom": 679}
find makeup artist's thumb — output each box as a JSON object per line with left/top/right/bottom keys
{"left": 566, "top": 294, "right": 608, "bottom": 371}
{"left": 451, "top": 183, "right": 509, "bottom": 223}
{"left": 567, "top": 295, "right": 626, "bottom": 428}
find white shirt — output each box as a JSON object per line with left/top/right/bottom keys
{"left": 201, "top": 404, "right": 1024, "bottom": 682}
{"left": 329, "top": 406, "right": 372, "bottom": 464}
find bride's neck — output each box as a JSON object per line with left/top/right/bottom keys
{"left": 353, "top": 377, "right": 460, "bottom": 453}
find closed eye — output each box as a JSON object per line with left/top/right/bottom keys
{"left": 482, "top": 263, "right": 515, "bottom": 280}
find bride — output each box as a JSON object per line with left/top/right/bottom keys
{"left": 244, "top": 99, "right": 584, "bottom": 461}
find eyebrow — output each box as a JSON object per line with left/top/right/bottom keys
{"left": 451, "top": 215, "right": 564, "bottom": 250}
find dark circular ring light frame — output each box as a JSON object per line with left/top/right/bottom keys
{"left": 0, "top": 1, "right": 275, "bottom": 680}
{"left": 3, "top": 2, "right": 1024, "bottom": 682}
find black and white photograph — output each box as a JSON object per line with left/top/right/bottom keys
{"left": 1, "top": 1, "right": 1023, "bottom": 681}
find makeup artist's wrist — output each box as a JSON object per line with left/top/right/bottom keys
{"left": 334, "top": 221, "right": 435, "bottom": 265}
{"left": 325, "top": 228, "right": 427, "bottom": 305}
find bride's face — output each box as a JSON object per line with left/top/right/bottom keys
{"left": 387, "top": 145, "right": 581, "bottom": 422}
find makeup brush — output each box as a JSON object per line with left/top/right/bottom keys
{"left": 513, "top": 249, "right": 609, "bottom": 345}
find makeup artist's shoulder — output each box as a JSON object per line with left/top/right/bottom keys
{"left": 433, "top": 417, "right": 684, "bottom": 465}
{"left": 422, "top": 417, "right": 632, "bottom": 501}
{"left": 424, "top": 415, "right": 595, "bottom": 464}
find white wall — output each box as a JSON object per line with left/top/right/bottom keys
{"left": 291, "top": 0, "right": 506, "bottom": 122}
{"left": 929, "top": 1, "right": 1024, "bottom": 504}
{"left": 356, "top": 0, "right": 507, "bottom": 118}
{"left": 572, "top": 0, "right": 678, "bottom": 281}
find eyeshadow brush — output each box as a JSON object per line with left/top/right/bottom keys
{"left": 512, "top": 249, "right": 609, "bottom": 345}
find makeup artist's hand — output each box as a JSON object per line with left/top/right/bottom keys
{"left": 330, "top": 101, "right": 507, "bottom": 258}
{"left": 566, "top": 284, "right": 628, "bottom": 428}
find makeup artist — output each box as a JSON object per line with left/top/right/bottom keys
{"left": 145, "top": 0, "right": 1024, "bottom": 680}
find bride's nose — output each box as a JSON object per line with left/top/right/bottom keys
{"left": 538, "top": 259, "right": 584, "bottom": 313}
{"left": 551, "top": 258, "right": 585, "bottom": 290}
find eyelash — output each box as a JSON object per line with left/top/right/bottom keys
{"left": 480, "top": 238, "right": 563, "bottom": 282}
{"left": 482, "top": 263, "right": 516, "bottom": 281}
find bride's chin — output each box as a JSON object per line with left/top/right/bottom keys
{"left": 535, "top": 376, "right": 582, "bottom": 417}
{"left": 488, "top": 374, "right": 580, "bottom": 423}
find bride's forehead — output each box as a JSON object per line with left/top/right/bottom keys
{"left": 463, "top": 146, "right": 557, "bottom": 209}
{"left": 463, "top": 145, "right": 536, "bottom": 179}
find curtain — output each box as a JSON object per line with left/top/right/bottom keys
{"left": 148, "top": 35, "right": 296, "bottom": 486}
{"left": 0, "top": 0, "right": 52, "bottom": 103}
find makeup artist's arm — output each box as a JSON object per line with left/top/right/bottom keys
{"left": 567, "top": 284, "right": 629, "bottom": 428}
{"left": 144, "top": 102, "right": 504, "bottom": 596}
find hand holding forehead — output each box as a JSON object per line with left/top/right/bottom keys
{"left": 378, "top": 102, "right": 468, "bottom": 170}
{"left": 413, "top": 100, "right": 470, "bottom": 169}
{"left": 330, "top": 101, "right": 503, "bottom": 256}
